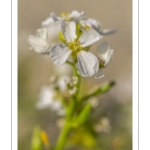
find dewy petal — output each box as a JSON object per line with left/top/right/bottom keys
{"left": 61, "top": 20, "right": 77, "bottom": 42}
{"left": 95, "top": 69, "right": 104, "bottom": 79}
{"left": 100, "top": 29, "right": 117, "bottom": 35}
{"left": 50, "top": 44, "right": 72, "bottom": 66}
{"left": 76, "top": 50, "right": 99, "bottom": 77}
{"left": 79, "top": 29, "right": 103, "bottom": 47}
{"left": 97, "top": 42, "right": 114, "bottom": 67}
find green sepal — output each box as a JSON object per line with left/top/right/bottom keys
{"left": 76, "top": 23, "right": 83, "bottom": 38}
{"left": 59, "top": 31, "right": 67, "bottom": 44}
{"left": 76, "top": 103, "right": 91, "bottom": 126}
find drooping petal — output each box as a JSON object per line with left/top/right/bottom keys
{"left": 28, "top": 28, "right": 50, "bottom": 54}
{"left": 100, "top": 29, "right": 117, "bottom": 35}
{"left": 50, "top": 44, "right": 72, "bottom": 66}
{"left": 94, "top": 69, "right": 104, "bottom": 79}
{"left": 79, "top": 29, "right": 103, "bottom": 47}
{"left": 76, "top": 50, "right": 99, "bottom": 77}
{"left": 69, "top": 10, "right": 85, "bottom": 22}
{"left": 61, "top": 20, "right": 77, "bottom": 42}
{"left": 97, "top": 42, "right": 114, "bottom": 67}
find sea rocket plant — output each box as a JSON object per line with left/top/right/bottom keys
{"left": 28, "top": 10, "right": 116, "bottom": 150}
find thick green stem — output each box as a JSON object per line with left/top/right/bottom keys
{"left": 55, "top": 98, "right": 76, "bottom": 150}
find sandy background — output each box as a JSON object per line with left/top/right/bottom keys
{"left": 18, "top": 0, "right": 132, "bottom": 149}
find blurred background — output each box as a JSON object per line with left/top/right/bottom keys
{"left": 18, "top": 0, "right": 132, "bottom": 150}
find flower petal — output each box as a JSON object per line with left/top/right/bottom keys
{"left": 76, "top": 50, "right": 99, "bottom": 77}
{"left": 36, "top": 28, "right": 48, "bottom": 40}
{"left": 28, "top": 28, "right": 50, "bottom": 54}
{"left": 41, "top": 16, "right": 54, "bottom": 27}
{"left": 35, "top": 86, "right": 54, "bottom": 109}
{"left": 61, "top": 20, "right": 77, "bottom": 42}
{"left": 50, "top": 44, "right": 72, "bottom": 66}
{"left": 97, "top": 42, "right": 114, "bottom": 67}
{"left": 94, "top": 69, "right": 104, "bottom": 79}
{"left": 51, "top": 12, "right": 61, "bottom": 22}
{"left": 100, "top": 29, "right": 117, "bottom": 35}
{"left": 69, "top": 10, "right": 85, "bottom": 21}
{"left": 79, "top": 29, "right": 103, "bottom": 47}
{"left": 80, "top": 18, "right": 101, "bottom": 32}
{"left": 104, "top": 49, "right": 114, "bottom": 67}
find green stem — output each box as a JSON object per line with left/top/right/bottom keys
{"left": 55, "top": 98, "right": 76, "bottom": 150}
{"left": 55, "top": 61, "right": 80, "bottom": 150}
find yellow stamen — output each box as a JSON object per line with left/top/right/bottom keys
{"left": 61, "top": 12, "right": 70, "bottom": 21}
{"left": 68, "top": 39, "right": 82, "bottom": 53}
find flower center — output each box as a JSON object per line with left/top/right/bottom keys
{"left": 68, "top": 39, "right": 82, "bottom": 53}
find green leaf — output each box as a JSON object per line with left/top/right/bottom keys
{"left": 76, "top": 103, "right": 91, "bottom": 126}
{"left": 79, "top": 81, "right": 115, "bottom": 102}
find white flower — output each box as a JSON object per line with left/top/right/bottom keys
{"left": 80, "top": 18, "right": 117, "bottom": 35}
{"left": 50, "top": 21, "right": 103, "bottom": 77}
{"left": 28, "top": 28, "right": 51, "bottom": 54}
{"left": 36, "top": 86, "right": 65, "bottom": 116}
{"left": 51, "top": 10, "right": 85, "bottom": 22}
{"left": 95, "top": 42, "right": 114, "bottom": 79}
{"left": 57, "top": 75, "right": 71, "bottom": 93}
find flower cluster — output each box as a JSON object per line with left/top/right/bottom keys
{"left": 28, "top": 10, "right": 115, "bottom": 78}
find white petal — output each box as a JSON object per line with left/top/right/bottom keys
{"left": 97, "top": 42, "right": 114, "bottom": 67}
{"left": 95, "top": 69, "right": 104, "bottom": 79}
{"left": 69, "top": 10, "right": 85, "bottom": 21}
{"left": 28, "top": 28, "right": 50, "bottom": 54}
{"left": 57, "top": 76, "right": 71, "bottom": 92}
{"left": 76, "top": 50, "right": 99, "bottom": 77}
{"left": 61, "top": 20, "right": 77, "bottom": 42}
{"left": 45, "top": 22, "right": 61, "bottom": 44}
{"left": 36, "top": 86, "right": 54, "bottom": 109}
{"left": 100, "top": 29, "right": 117, "bottom": 35}
{"left": 41, "top": 17, "right": 54, "bottom": 27}
{"left": 36, "top": 28, "right": 48, "bottom": 40}
{"left": 80, "top": 18, "right": 101, "bottom": 32}
{"left": 51, "top": 12, "right": 61, "bottom": 22}
{"left": 104, "top": 49, "right": 114, "bottom": 67}
{"left": 79, "top": 29, "right": 103, "bottom": 47}
{"left": 50, "top": 44, "right": 72, "bottom": 66}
